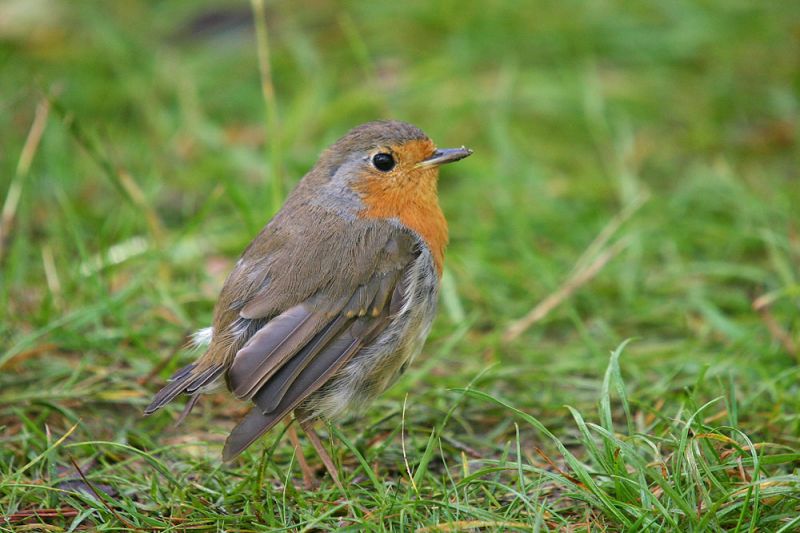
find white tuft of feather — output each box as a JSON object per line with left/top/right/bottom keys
{"left": 191, "top": 327, "right": 213, "bottom": 348}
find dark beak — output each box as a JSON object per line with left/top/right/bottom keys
{"left": 417, "top": 146, "right": 473, "bottom": 168}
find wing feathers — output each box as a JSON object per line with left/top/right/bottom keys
{"left": 370, "top": 271, "right": 401, "bottom": 316}
{"left": 222, "top": 329, "right": 362, "bottom": 461}
{"left": 255, "top": 315, "right": 353, "bottom": 414}
{"left": 228, "top": 305, "right": 329, "bottom": 400}
{"left": 222, "top": 296, "right": 394, "bottom": 461}
{"left": 146, "top": 231, "right": 419, "bottom": 460}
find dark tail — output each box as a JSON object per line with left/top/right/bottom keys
{"left": 144, "top": 363, "right": 224, "bottom": 415}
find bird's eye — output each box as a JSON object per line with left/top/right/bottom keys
{"left": 371, "top": 152, "right": 395, "bottom": 172}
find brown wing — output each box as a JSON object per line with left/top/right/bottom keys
{"left": 221, "top": 234, "right": 416, "bottom": 460}
{"left": 144, "top": 209, "right": 418, "bottom": 450}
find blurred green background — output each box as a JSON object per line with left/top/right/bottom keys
{"left": 1, "top": 0, "right": 799, "bottom": 530}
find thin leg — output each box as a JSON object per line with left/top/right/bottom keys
{"left": 297, "top": 414, "right": 344, "bottom": 493}
{"left": 285, "top": 419, "right": 316, "bottom": 489}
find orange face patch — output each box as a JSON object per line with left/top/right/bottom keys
{"left": 354, "top": 139, "right": 448, "bottom": 276}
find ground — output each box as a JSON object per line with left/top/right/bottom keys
{"left": 1, "top": 1, "right": 799, "bottom": 531}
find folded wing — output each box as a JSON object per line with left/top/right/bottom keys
{"left": 222, "top": 234, "right": 416, "bottom": 460}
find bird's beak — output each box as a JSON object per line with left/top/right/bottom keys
{"left": 417, "top": 147, "right": 473, "bottom": 168}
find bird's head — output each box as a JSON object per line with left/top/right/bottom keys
{"left": 302, "top": 120, "right": 472, "bottom": 274}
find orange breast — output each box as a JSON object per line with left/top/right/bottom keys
{"left": 355, "top": 140, "right": 448, "bottom": 276}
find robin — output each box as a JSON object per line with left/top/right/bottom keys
{"left": 145, "top": 120, "right": 471, "bottom": 487}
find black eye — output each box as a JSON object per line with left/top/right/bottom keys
{"left": 372, "top": 152, "right": 395, "bottom": 172}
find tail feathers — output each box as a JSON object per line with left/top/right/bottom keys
{"left": 167, "top": 362, "right": 196, "bottom": 383}
{"left": 174, "top": 394, "right": 201, "bottom": 426}
{"left": 144, "top": 363, "right": 224, "bottom": 415}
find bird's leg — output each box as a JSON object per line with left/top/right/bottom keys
{"left": 297, "top": 413, "right": 344, "bottom": 493}
{"left": 285, "top": 419, "right": 316, "bottom": 489}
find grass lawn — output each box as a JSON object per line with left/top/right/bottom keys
{"left": 2, "top": 1, "right": 799, "bottom": 530}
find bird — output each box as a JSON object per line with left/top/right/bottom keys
{"left": 144, "top": 120, "right": 471, "bottom": 487}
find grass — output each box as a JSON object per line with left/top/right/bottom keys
{"left": 1, "top": 0, "right": 799, "bottom": 530}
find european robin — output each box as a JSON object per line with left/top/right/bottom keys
{"left": 145, "top": 120, "right": 471, "bottom": 484}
